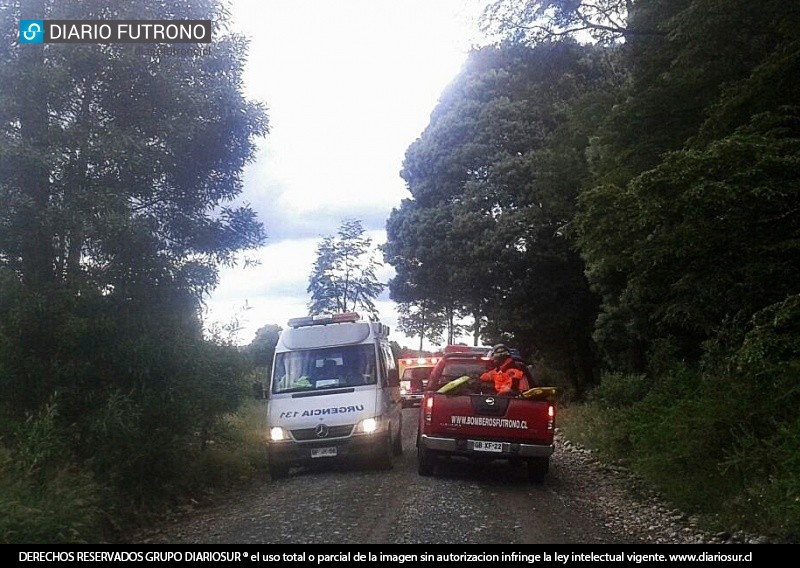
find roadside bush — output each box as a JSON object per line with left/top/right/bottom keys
{"left": 190, "top": 399, "right": 269, "bottom": 489}
{"left": 557, "top": 372, "right": 653, "bottom": 460}
{"left": 0, "top": 405, "right": 104, "bottom": 544}
{"left": 570, "top": 295, "right": 800, "bottom": 541}
{"left": 713, "top": 294, "right": 800, "bottom": 539}
{"left": 624, "top": 366, "right": 738, "bottom": 511}
{"left": 0, "top": 282, "right": 257, "bottom": 540}
{"left": 586, "top": 372, "right": 651, "bottom": 409}
{"left": 535, "top": 359, "right": 576, "bottom": 403}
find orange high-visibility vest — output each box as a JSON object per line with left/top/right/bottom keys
{"left": 480, "top": 357, "right": 529, "bottom": 394}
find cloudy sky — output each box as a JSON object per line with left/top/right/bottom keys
{"left": 204, "top": 0, "right": 491, "bottom": 348}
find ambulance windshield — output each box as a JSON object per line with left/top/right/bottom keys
{"left": 272, "top": 344, "right": 377, "bottom": 394}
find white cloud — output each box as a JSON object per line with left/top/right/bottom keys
{"left": 206, "top": 0, "right": 489, "bottom": 348}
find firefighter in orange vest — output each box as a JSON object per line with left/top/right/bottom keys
{"left": 480, "top": 344, "right": 531, "bottom": 395}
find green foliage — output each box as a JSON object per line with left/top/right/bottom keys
{"left": 0, "top": 1, "right": 268, "bottom": 296}
{"left": 572, "top": 296, "right": 800, "bottom": 541}
{"left": 0, "top": 395, "right": 270, "bottom": 544}
{"left": 385, "top": 41, "right": 613, "bottom": 394}
{"left": 0, "top": 453, "right": 104, "bottom": 544}
{"left": 243, "top": 324, "right": 282, "bottom": 397}
{"left": 717, "top": 295, "right": 800, "bottom": 539}
{"left": 308, "top": 219, "right": 386, "bottom": 319}
{"left": 585, "top": 372, "right": 651, "bottom": 410}
{"left": 0, "top": 0, "right": 796, "bottom": 544}
{"left": 245, "top": 324, "right": 282, "bottom": 368}
{"left": 395, "top": 300, "right": 449, "bottom": 350}
{"left": 0, "top": 285, "right": 254, "bottom": 513}
{"left": 0, "top": 0, "right": 268, "bottom": 542}
{"left": 0, "top": 405, "right": 104, "bottom": 544}
{"left": 481, "top": 0, "right": 633, "bottom": 45}
{"left": 573, "top": 1, "right": 800, "bottom": 370}
{"left": 577, "top": 108, "right": 800, "bottom": 367}
{"left": 187, "top": 399, "right": 269, "bottom": 489}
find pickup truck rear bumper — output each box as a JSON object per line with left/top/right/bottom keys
{"left": 420, "top": 434, "right": 554, "bottom": 458}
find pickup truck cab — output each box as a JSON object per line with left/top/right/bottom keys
{"left": 266, "top": 312, "right": 402, "bottom": 479}
{"left": 417, "top": 349, "right": 556, "bottom": 482}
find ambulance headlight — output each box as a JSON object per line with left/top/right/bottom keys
{"left": 358, "top": 417, "right": 379, "bottom": 434}
{"left": 269, "top": 426, "right": 289, "bottom": 441}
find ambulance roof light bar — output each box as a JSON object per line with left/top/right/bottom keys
{"left": 399, "top": 357, "right": 441, "bottom": 366}
{"left": 287, "top": 312, "right": 361, "bottom": 328}
{"left": 443, "top": 345, "right": 492, "bottom": 354}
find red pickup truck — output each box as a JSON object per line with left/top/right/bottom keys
{"left": 416, "top": 349, "right": 556, "bottom": 482}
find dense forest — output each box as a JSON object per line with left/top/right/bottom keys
{"left": 383, "top": 0, "right": 799, "bottom": 540}
{"left": 1, "top": 0, "right": 269, "bottom": 542}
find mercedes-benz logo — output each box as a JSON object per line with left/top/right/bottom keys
{"left": 315, "top": 424, "right": 329, "bottom": 438}
{"left": 485, "top": 397, "right": 495, "bottom": 406}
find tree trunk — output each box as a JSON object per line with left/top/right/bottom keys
{"left": 18, "top": 0, "right": 53, "bottom": 289}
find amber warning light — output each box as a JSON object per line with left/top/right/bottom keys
{"left": 399, "top": 357, "right": 440, "bottom": 366}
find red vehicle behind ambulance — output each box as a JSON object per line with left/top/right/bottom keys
{"left": 397, "top": 355, "right": 440, "bottom": 408}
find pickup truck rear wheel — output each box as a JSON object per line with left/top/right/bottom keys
{"left": 417, "top": 445, "right": 435, "bottom": 476}
{"left": 527, "top": 457, "right": 549, "bottom": 483}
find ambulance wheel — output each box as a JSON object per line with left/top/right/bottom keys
{"left": 417, "top": 446, "right": 435, "bottom": 476}
{"left": 268, "top": 459, "right": 290, "bottom": 480}
{"left": 392, "top": 418, "right": 403, "bottom": 456}
{"left": 375, "top": 433, "right": 394, "bottom": 470}
{"left": 527, "top": 457, "right": 549, "bottom": 483}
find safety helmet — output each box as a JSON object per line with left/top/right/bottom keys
{"left": 490, "top": 344, "right": 510, "bottom": 360}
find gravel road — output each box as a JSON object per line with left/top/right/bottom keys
{"left": 129, "top": 408, "right": 762, "bottom": 545}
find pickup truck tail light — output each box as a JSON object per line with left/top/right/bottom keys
{"left": 423, "top": 394, "right": 434, "bottom": 424}
{"left": 547, "top": 403, "right": 555, "bottom": 431}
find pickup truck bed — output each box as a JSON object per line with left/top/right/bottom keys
{"left": 416, "top": 351, "right": 556, "bottom": 482}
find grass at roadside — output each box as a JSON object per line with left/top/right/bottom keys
{"left": 557, "top": 376, "right": 800, "bottom": 544}
{"left": 0, "top": 399, "right": 269, "bottom": 544}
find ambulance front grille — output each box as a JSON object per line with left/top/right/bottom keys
{"left": 291, "top": 425, "right": 354, "bottom": 440}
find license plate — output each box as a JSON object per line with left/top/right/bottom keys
{"left": 473, "top": 441, "right": 503, "bottom": 452}
{"left": 311, "top": 446, "right": 337, "bottom": 458}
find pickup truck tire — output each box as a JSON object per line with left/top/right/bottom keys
{"left": 417, "top": 445, "right": 435, "bottom": 476}
{"left": 527, "top": 457, "right": 549, "bottom": 483}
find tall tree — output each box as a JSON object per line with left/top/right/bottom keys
{"left": 246, "top": 323, "right": 282, "bottom": 368}
{"left": 395, "top": 299, "right": 448, "bottom": 352}
{"left": 385, "top": 41, "right": 613, "bottom": 392}
{"left": 0, "top": 0, "right": 269, "bottom": 514}
{"left": 307, "top": 219, "right": 385, "bottom": 319}
{"left": 572, "top": 0, "right": 800, "bottom": 368}
{"left": 1, "top": 0, "right": 268, "bottom": 300}
{"left": 480, "top": 0, "right": 641, "bottom": 45}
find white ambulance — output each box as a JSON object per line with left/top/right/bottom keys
{"left": 266, "top": 312, "right": 403, "bottom": 479}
